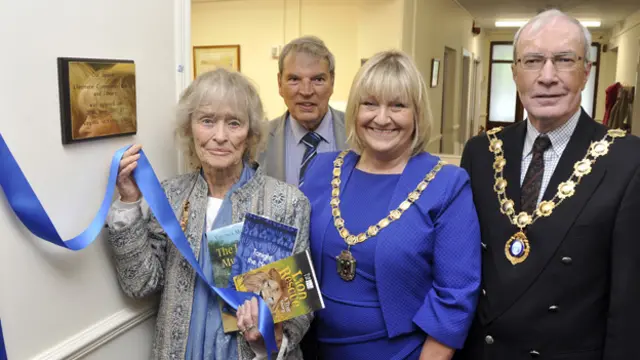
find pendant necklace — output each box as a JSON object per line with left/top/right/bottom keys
{"left": 330, "top": 151, "right": 445, "bottom": 281}
{"left": 486, "top": 127, "right": 626, "bottom": 265}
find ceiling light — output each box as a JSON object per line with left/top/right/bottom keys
{"left": 580, "top": 21, "right": 601, "bottom": 27}
{"left": 495, "top": 20, "right": 601, "bottom": 28}
{"left": 495, "top": 21, "right": 527, "bottom": 27}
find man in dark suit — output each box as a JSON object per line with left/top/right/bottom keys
{"left": 456, "top": 9, "right": 640, "bottom": 360}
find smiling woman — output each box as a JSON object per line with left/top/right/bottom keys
{"left": 299, "top": 50, "right": 481, "bottom": 360}
{"left": 104, "top": 68, "right": 312, "bottom": 360}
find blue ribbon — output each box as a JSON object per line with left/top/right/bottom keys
{"left": 0, "top": 320, "right": 7, "bottom": 360}
{"left": 0, "top": 134, "right": 277, "bottom": 358}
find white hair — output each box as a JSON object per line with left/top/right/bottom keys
{"left": 513, "top": 9, "right": 593, "bottom": 63}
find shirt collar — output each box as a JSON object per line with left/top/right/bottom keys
{"left": 288, "top": 109, "right": 333, "bottom": 145}
{"left": 523, "top": 108, "right": 581, "bottom": 157}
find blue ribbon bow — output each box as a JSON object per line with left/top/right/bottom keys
{"left": 0, "top": 134, "right": 277, "bottom": 359}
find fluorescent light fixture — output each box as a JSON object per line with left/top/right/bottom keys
{"left": 495, "top": 20, "right": 601, "bottom": 28}
{"left": 580, "top": 21, "right": 601, "bottom": 27}
{"left": 495, "top": 21, "right": 527, "bottom": 27}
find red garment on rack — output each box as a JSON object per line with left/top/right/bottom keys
{"left": 603, "top": 82, "right": 621, "bottom": 125}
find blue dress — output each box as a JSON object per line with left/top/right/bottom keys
{"left": 315, "top": 168, "right": 424, "bottom": 360}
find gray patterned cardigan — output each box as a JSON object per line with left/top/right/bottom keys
{"left": 106, "top": 166, "right": 311, "bottom": 360}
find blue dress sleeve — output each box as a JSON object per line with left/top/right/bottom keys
{"left": 412, "top": 167, "right": 481, "bottom": 349}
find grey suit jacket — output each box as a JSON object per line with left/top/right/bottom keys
{"left": 107, "top": 166, "right": 311, "bottom": 360}
{"left": 258, "top": 107, "right": 348, "bottom": 182}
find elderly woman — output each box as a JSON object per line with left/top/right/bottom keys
{"left": 300, "top": 50, "right": 481, "bottom": 359}
{"left": 106, "top": 69, "right": 311, "bottom": 360}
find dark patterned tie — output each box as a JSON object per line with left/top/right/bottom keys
{"left": 298, "top": 131, "right": 322, "bottom": 187}
{"left": 521, "top": 135, "right": 552, "bottom": 214}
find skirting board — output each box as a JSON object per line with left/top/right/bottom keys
{"left": 31, "top": 305, "right": 157, "bottom": 360}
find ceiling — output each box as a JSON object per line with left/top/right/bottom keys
{"left": 455, "top": 0, "right": 639, "bottom": 29}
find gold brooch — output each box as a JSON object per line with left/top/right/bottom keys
{"left": 573, "top": 159, "right": 592, "bottom": 177}
{"left": 493, "top": 156, "right": 507, "bottom": 171}
{"left": 536, "top": 201, "right": 556, "bottom": 217}
{"left": 494, "top": 178, "right": 507, "bottom": 194}
{"left": 608, "top": 129, "right": 627, "bottom": 138}
{"left": 500, "top": 199, "right": 515, "bottom": 215}
{"left": 489, "top": 139, "right": 504, "bottom": 153}
{"left": 558, "top": 181, "right": 576, "bottom": 199}
{"left": 589, "top": 141, "right": 609, "bottom": 158}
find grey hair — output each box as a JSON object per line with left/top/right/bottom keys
{"left": 175, "top": 68, "right": 266, "bottom": 170}
{"left": 278, "top": 35, "right": 335, "bottom": 77}
{"left": 513, "top": 9, "right": 593, "bottom": 63}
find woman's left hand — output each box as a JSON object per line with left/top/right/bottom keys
{"left": 237, "top": 297, "right": 283, "bottom": 353}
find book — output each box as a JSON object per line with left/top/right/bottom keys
{"left": 228, "top": 213, "right": 298, "bottom": 288}
{"left": 206, "top": 222, "right": 243, "bottom": 333}
{"left": 233, "top": 249, "right": 324, "bottom": 325}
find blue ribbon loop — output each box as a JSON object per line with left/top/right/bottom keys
{"left": 0, "top": 134, "right": 277, "bottom": 358}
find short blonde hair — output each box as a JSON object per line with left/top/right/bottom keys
{"left": 175, "top": 69, "right": 266, "bottom": 169}
{"left": 345, "top": 50, "right": 432, "bottom": 156}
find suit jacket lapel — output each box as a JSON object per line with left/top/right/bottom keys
{"left": 267, "top": 112, "right": 288, "bottom": 181}
{"left": 489, "top": 112, "right": 607, "bottom": 321}
{"left": 331, "top": 107, "right": 348, "bottom": 150}
{"left": 502, "top": 121, "right": 527, "bottom": 213}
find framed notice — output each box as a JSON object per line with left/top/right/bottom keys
{"left": 193, "top": 45, "right": 241, "bottom": 78}
{"left": 57, "top": 57, "right": 137, "bottom": 144}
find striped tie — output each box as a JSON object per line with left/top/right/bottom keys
{"left": 298, "top": 131, "right": 322, "bottom": 187}
{"left": 521, "top": 135, "right": 552, "bottom": 214}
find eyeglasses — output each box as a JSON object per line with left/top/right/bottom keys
{"left": 515, "top": 53, "right": 585, "bottom": 71}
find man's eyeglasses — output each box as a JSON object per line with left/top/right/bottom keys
{"left": 515, "top": 53, "right": 586, "bottom": 71}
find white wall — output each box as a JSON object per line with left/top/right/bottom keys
{"left": 191, "top": 0, "right": 404, "bottom": 120}
{"left": 0, "top": 0, "right": 178, "bottom": 358}
{"left": 610, "top": 9, "right": 640, "bottom": 86}
{"left": 403, "top": 0, "right": 485, "bottom": 153}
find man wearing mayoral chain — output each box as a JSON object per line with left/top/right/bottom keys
{"left": 455, "top": 9, "right": 640, "bottom": 360}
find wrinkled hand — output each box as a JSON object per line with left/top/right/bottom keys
{"left": 237, "top": 297, "right": 283, "bottom": 354}
{"left": 116, "top": 144, "right": 142, "bottom": 203}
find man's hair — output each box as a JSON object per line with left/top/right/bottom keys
{"left": 278, "top": 35, "right": 335, "bottom": 77}
{"left": 513, "top": 9, "right": 593, "bottom": 63}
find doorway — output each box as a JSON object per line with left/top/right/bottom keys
{"left": 440, "top": 46, "right": 457, "bottom": 154}
{"left": 459, "top": 50, "right": 472, "bottom": 153}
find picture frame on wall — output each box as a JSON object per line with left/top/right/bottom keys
{"left": 57, "top": 57, "right": 137, "bottom": 144}
{"left": 193, "top": 45, "right": 241, "bottom": 78}
{"left": 430, "top": 58, "right": 440, "bottom": 88}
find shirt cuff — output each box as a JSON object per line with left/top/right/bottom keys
{"left": 250, "top": 334, "right": 289, "bottom": 360}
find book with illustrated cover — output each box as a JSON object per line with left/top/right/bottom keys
{"left": 233, "top": 249, "right": 324, "bottom": 326}
{"left": 206, "top": 222, "right": 243, "bottom": 333}
{"left": 228, "top": 213, "right": 298, "bottom": 288}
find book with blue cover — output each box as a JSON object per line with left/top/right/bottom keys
{"left": 228, "top": 213, "right": 298, "bottom": 285}
{"left": 220, "top": 213, "right": 298, "bottom": 332}
{"left": 206, "top": 221, "right": 244, "bottom": 332}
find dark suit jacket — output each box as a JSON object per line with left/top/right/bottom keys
{"left": 455, "top": 111, "right": 640, "bottom": 360}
